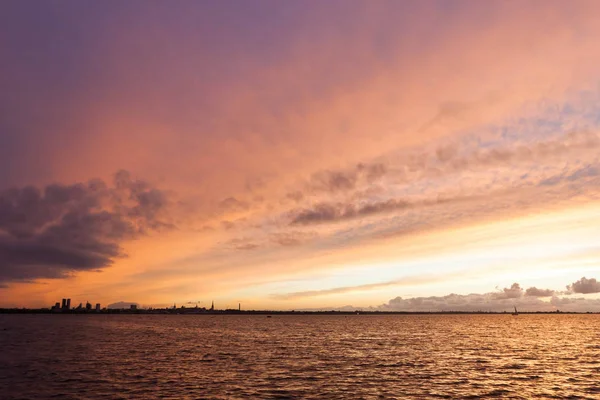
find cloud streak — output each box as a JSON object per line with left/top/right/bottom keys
{"left": 271, "top": 272, "right": 469, "bottom": 300}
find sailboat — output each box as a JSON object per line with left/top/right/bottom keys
{"left": 512, "top": 306, "right": 518, "bottom": 316}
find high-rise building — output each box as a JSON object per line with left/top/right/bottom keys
{"left": 61, "top": 299, "right": 67, "bottom": 309}
{"left": 95, "top": 303, "right": 101, "bottom": 312}
{"left": 66, "top": 299, "right": 71, "bottom": 309}
{"left": 85, "top": 301, "right": 92, "bottom": 310}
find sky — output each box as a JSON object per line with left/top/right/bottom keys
{"left": 2, "top": 0, "right": 600, "bottom": 311}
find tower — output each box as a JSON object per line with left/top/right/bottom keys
{"left": 66, "top": 299, "right": 71, "bottom": 309}
{"left": 210, "top": 301, "right": 214, "bottom": 311}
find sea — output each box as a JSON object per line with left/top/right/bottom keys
{"left": 1, "top": 314, "right": 599, "bottom": 399}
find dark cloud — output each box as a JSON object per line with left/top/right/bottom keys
{"left": 525, "top": 287, "right": 555, "bottom": 297}
{"left": 290, "top": 202, "right": 352, "bottom": 225}
{"left": 289, "top": 200, "right": 402, "bottom": 225}
{"left": 567, "top": 277, "right": 600, "bottom": 294}
{"left": 290, "top": 196, "right": 454, "bottom": 225}
{"left": 0, "top": 171, "right": 172, "bottom": 284}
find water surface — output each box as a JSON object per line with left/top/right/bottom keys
{"left": 1, "top": 314, "right": 599, "bottom": 399}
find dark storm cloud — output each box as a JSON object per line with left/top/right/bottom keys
{"left": 525, "top": 287, "right": 555, "bottom": 297}
{"left": 566, "top": 277, "right": 600, "bottom": 294}
{"left": 0, "top": 171, "right": 172, "bottom": 284}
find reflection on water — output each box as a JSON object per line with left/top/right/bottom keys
{"left": 1, "top": 314, "right": 599, "bottom": 399}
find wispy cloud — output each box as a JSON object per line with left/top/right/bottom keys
{"left": 271, "top": 272, "right": 467, "bottom": 300}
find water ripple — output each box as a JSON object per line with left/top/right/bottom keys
{"left": 1, "top": 314, "right": 599, "bottom": 399}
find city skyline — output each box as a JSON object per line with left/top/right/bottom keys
{"left": 2, "top": 1, "right": 600, "bottom": 311}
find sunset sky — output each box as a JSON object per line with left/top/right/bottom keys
{"left": 2, "top": 1, "right": 600, "bottom": 311}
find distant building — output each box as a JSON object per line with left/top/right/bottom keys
{"left": 130, "top": 304, "right": 137, "bottom": 310}
{"left": 210, "top": 301, "right": 214, "bottom": 311}
{"left": 95, "top": 303, "right": 101, "bottom": 312}
{"left": 61, "top": 299, "right": 67, "bottom": 309}
{"left": 66, "top": 299, "right": 71, "bottom": 309}
{"left": 85, "top": 302, "right": 92, "bottom": 310}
